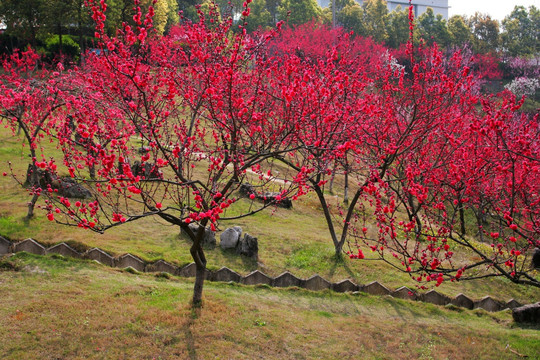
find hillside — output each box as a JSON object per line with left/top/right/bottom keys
{"left": 0, "top": 252, "right": 539, "bottom": 360}
{"left": 1, "top": 127, "right": 539, "bottom": 304}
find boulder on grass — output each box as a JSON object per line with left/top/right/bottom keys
{"left": 185, "top": 223, "right": 216, "bottom": 248}
{"left": 237, "top": 233, "right": 258, "bottom": 258}
{"left": 220, "top": 227, "right": 242, "bottom": 250}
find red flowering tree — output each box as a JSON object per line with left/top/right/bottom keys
{"left": 0, "top": 48, "right": 68, "bottom": 218}
{"left": 5, "top": 0, "right": 302, "bottom": 305}
{"left": 344, "top": 13, "right": 540, "bottom": 288}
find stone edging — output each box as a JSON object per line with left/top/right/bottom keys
{"left": 0, "top": 237, "right": 522, "bottom": 312}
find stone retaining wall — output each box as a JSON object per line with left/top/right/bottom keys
{"left": 0, "top": 237, "right": 523, "bottom": 312}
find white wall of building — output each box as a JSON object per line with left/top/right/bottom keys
{"left": 316, "top": 0, "right": 449, "bottom": 20}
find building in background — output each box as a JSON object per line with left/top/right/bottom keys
{"left": 317, "top": 0, "right": 449, "bottom": 19}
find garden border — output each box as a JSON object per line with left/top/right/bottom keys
{"left": 0, "top": 236, "right": 523, "bottom": 312}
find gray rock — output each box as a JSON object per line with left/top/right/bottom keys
{"left": 186, "top": 224, "right": 216, "bottom": 247}
{"left": 25, "top": 165, "right": 91, "bottom": 199}
{"left": 47, "top": 243, "right": 81, "bottom": 258}
{"left": 512, "top": 302, "right": 540, "bottom": 324}
{"left": 13, "top": 238, "right": 46, "bottom": 255}
{"left": 239, "top": 183, "right": 256, "bottom": 197}
{"left": 0, "top": 236, "right": 12, "bottom": 255}
{"left": 237, "top": 233, "right": 258, "bottom": 258}
{"left": 57, "top": 178, "right": 92, "bottom": 199}
{"left": 239, "top": 183, "right": 292, "bottom": 208}
{"left": 220, "top": 228, "right": 241, "bottom": 249}
{"left": 532, "top": 248, "right": 540, "bottom": 269}
{"left": 259, "top": 192, "right": 293, "bottom": 209}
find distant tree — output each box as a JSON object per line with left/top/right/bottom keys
{"left": 415, "top": 7, "right": 450, "bottom": 47}
{"left": 0, "top": 49, "right": 67, "bottom": 218}
{"left": 337, "top": 3, "right": 365, "bottom": 36}
{"left": 386, "top": 5, "right": 409, "bottom": 48}
{"left": 468, "top": 13, "right": 500, "bottom": 54}
{"left": 501, "top": 5, "right": 540, "bottom": 57}
{"left": 278, "top": 0, "right": 321, "bottom": 26}
{"left": 362, "top": 0, "right": 388, "bottom": 43}
{"left": 244, "top": 0, "right": 272, "bottom": 32}
{"left": 212, "top": 0, "right": 243, "bottom": 20}
{"left": 0, "top": 0, "right": 45, "bottom": 47}
{"left": 265, "top": 0, "right": 281, "bottom": 24}
{"left": 447, "top": 15, "right": 472, "bottom": 48}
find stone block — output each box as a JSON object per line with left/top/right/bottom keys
{"left": 213, "top": 267, "right": 242, "bottom": 283}
{"left": 86, "top": 248, "right": 115, "bottom": 267}
{"left": 116, "top": 253, "right": 146, "bottom": 272}
{"left": 422, "top": 290, "right": 451, "bottom": 306}
{"left": 362, "top": 281, "right": 391, "bottom": 296}
{"left": 47, "top": 243, "right": 81, "bottom": 259}
{"left": 333, "top": 279, "right": 359, "bottom": 293}
{"left": 512, "top": 302, "right": 540, "bottom": 324}
{"left": 451, "top": 293, "right": 474, "bottom": 310}
{"left": 147, "top": 260, "right": 178, "bottom": 275}
{"left": 177, "top": 262, "right": 212, "bottom": 279}
{"left": 242, "top": 270, "right": 272, "bottom": 286}
{"left": 0, "top": 236, "right": 12, "bottom": 255}
{"left": 13, "top": 238, "right": 46, "bottom": 255}
{"left": 273, "top": 271, "right": 302, "bottom": 288}
{"left": 391, "top": 286, "right": 417, "bottom": 300}
{"left": 178, "top": 262, "right": 196, "bottom": 277}
{"left": 505, "top": 299, "right": 522, "bottom": 310}
{"left": 303, "top": 275, "right": 332, "bottom": 291}
{"left": 475, "top": 296, "right": 503, "bottom": 312}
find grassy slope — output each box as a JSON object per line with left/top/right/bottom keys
{"left": 0, "top": 253, "right": 539, "bottom": 360}
{"left": 0, "top": 127, "right": 539, "bottom": 304}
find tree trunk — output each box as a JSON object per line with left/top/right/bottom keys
{"left": 459, "top": 206, "right": 466, "bottom": 235}
{"left": 26, "top": 193, "right": 39, "bottom": 219}
{"left": 58, "top": 22, "right": 63, "bottom": 58}
{"left": 328, "top": 162, "right": 337, "bottom": 194}
{"left": 192, "top": 261, "right": 206, "bottom": 305}
{"left": 189, "top": 221, "right": 208, "bottom": 306}
{"left": 343, "top": 170, "right": 349, "bottom": 205}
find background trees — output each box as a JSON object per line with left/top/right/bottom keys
{"left": 277, "top": 0, "right": 321, "bottom": 26}
{"left": 501, "top": 5, "right": 540, "bottom": 57}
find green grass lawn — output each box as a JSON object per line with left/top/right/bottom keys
{"left": 0, "top": 253, "right": 538, "bottom": 360}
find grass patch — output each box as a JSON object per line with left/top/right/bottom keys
{"left": 0, "top": 254, "right": 539, "bottom": 360}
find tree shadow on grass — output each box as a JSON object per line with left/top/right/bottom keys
{"left": 183, "top": 305, "right": 201, "bottom": 360}
{"left": 329, "top": 253, "right": 356, "bottom": 280}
